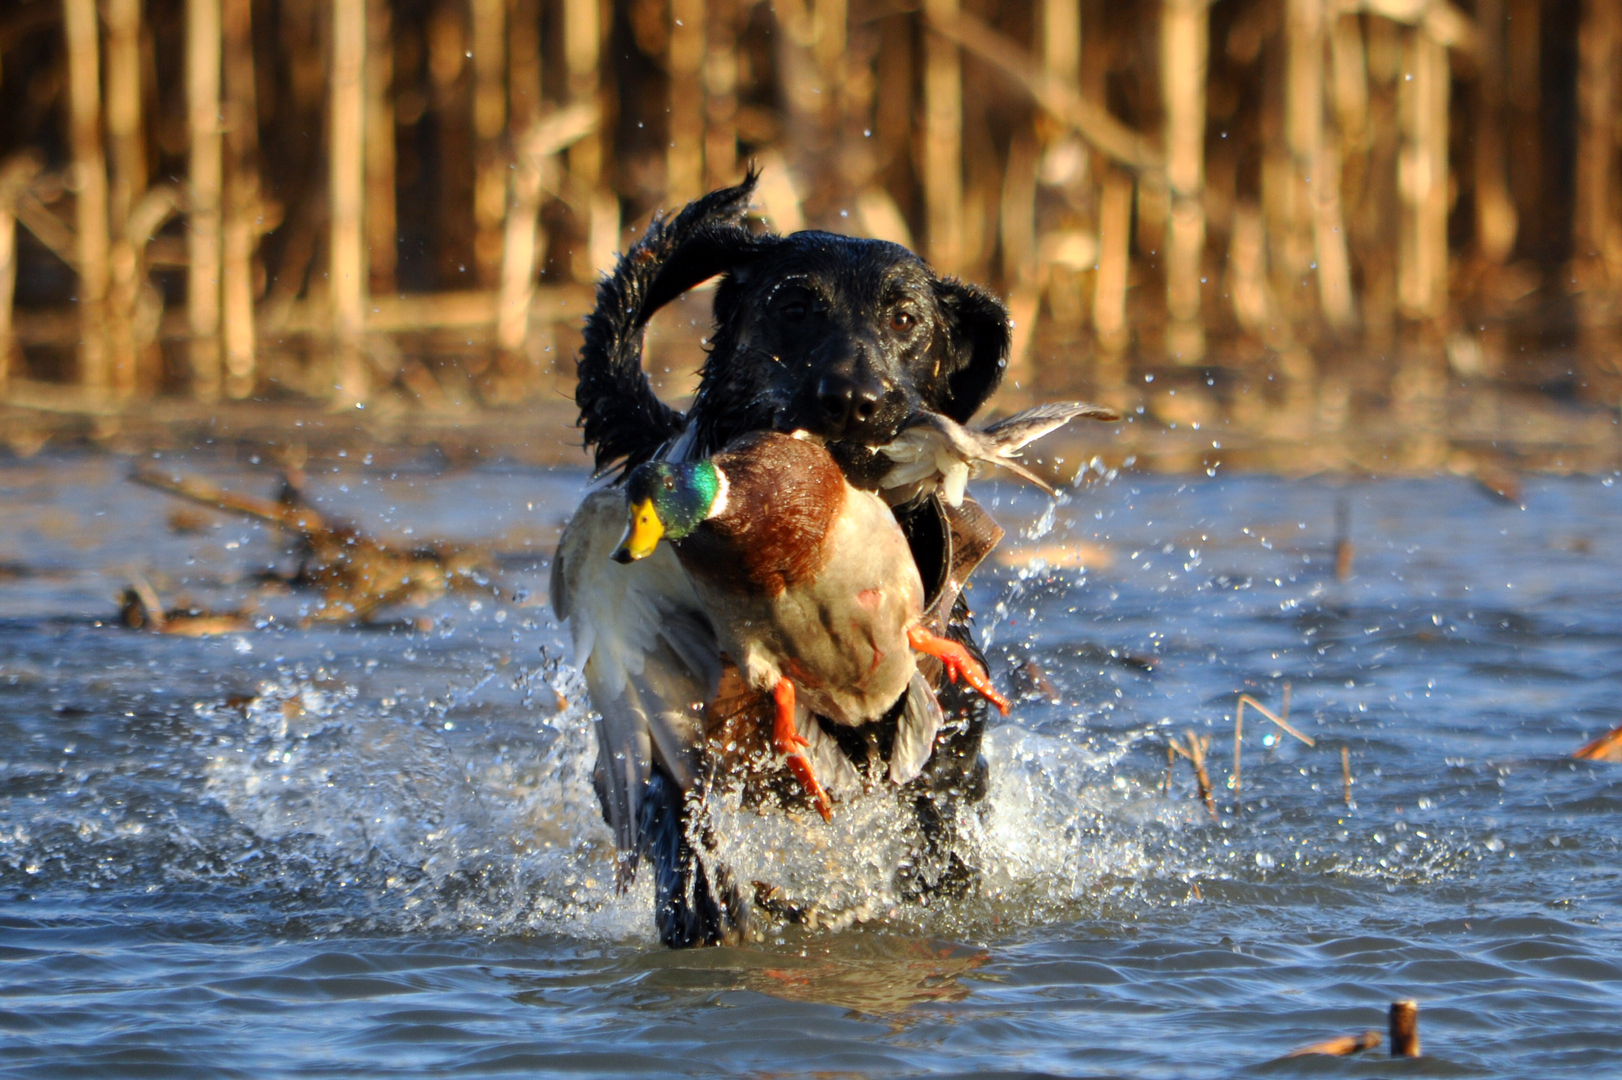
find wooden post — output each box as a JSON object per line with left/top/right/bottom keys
{"left": 64, "top": 0, "right": 112, "bottom": 394}
{"left": 105, "top": 0, "right": 146, "bottom": 395}
{"left": 365, "top": 0, "right": 397, "bottom": 294}
{"left": 1162, "top": 0, "right": 1208, "bottom": 362}
{"left": 222, "top": 0, "right": 260, "bottom": 399}
{"left": 188, "top": 0, "right": 224, "bottom": 399}
{"left": 1389, "top": 1000, "right": 1420, "bottom": 1057}
{"left": 1397, "top": 27, "right": 1448, "bottom": 321}
{"left": 471, "top": 0, "right": 506, "bottom": 285}
{"left": 704, "top": 0, "right": 740, "bottom": 189}
{"left": 1473, "top": 0, "right": 1516, "bottom": 264}
{"left": 923, "top": 0, "right": 964, "bottom": 275}
{"left": 668, "top": 0, "right": 706, "bottom": 205}
{"left": 330, "top": 0, "right": 369, "bottom": 403}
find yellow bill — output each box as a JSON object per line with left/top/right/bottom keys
{"left": 611, "top": 500, "right": 665, "bottom": 563}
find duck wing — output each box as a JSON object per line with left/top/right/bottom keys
{"left": 877, "top": 402, "right": 1120, "bottom": 505}
{"left": 552, "top": 489, "right": 721, "bottom": 866}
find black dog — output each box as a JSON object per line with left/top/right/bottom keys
{"left": 569, "top": 173, "right": 1009, "bottom": 944}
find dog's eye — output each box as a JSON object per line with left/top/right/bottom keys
{"left": 781, "top": 301, "right": 809, "bottom": 322}
{"left": 889, "top": 310, "right": 916, "bottom": 333}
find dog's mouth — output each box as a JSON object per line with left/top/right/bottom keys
{"left": 821, "top": 440, "right": 897, "bottom": 489}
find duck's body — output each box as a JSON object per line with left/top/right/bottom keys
{"left": 678, "top": 431, "right": 923, "bottom": 728}
{"left": 616, "top": 430, "right": 1007, "bottom": 818}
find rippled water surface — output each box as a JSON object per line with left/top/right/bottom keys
{"left": 2, "top": 452, "right": 1620, "bottom": 1079}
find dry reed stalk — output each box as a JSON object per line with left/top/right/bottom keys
{"left": 63, "top": 0, "right": 112, "bottom": 394}
{"left": 1043, "top": 0, "right": 1080, "bottom": 90}
{"left": 1286, "top": 1030, "right": 1381, "bottom": 1057}
{"left": 704, "top": 0, "right": 740, "bottom": 190}
{"left": 922, "top": 0, "right": 964, "bottom": 276}
{"left": 187, "top": 0, "right": 225, "bottom": 398}
{"left": 1506, "top": 0, "right": 1540, "bottom": 246}
{"left": 668, "top": 0, "right": 707, "bottom": 206}
{"left": 104, "top": 0, "right": 145, "bottom": 395}
{"left": 1000, "top": 129, "right": 1040, "bottom": 383}
{"left": 1389, "top": 1000, "right": 1420, "bottom": 1057}
{"left": 563, "top": 0, "right": 613, "bottom": 281}
{"left": 1093, "top": 166, "right": 1133, "bottom": 363}
{"left": 927, "top": 8, "right": 1160, "bottom": 173}
{"left": 330, "top": 0, "right": 369, "bottom": 404}
{"left": 1472, "top": 0, "right": 1517, "bottom": 264}
{"left": 365, "top": 0, "right": 398, "bottom": 293}
{"left": 498, "top": 104, "right": 599, "bottom": 355}
{"left": 1230, "top": 684, "right": 1311, "bottom": 810}
{"left": 1170, "top": 730, "right": 1218, "bottom": 821}
{"left": 222, "top": 0, "right": 262, "bottom": 399}
{"left": 1341, "top": 744, "right": 1353, "bottom": 803}
{"left": 1575, "top": 0, "right": 1619, "bottom": 273}
{"left": 0, "top": 156, "right": 43, "bottom": 390}
{"left": 1162, "top": 0, "right": 1209, "bottom": 363}
{"left": 471, "top": 0, "right": 506, "bottom": 284}
{"left": 1397, "top": 26, "right": 1449, "bottom": 319}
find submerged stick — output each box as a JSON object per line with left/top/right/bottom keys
{"left": 1286, "top": 1030, "right": 1381, "bottom": 1057}
{"left": 1389, "top": 1000, "right": 1420, "bottom": 1057}
{"left": 1341, "top": 745, "right": 1354, "bottom": 804}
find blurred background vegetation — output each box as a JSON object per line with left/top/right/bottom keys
{"left": 1, "top": 0, "right": 1620, "bottom": 470}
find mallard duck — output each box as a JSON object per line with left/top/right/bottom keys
{"left": 611, "top": 429, "right": 1010, "bottom": 820}
{"left": 876, "top": 401, "right": 1121, "bottom": 507}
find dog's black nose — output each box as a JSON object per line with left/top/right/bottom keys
{"left": 816, "top": 373, "right": 885, "bottom": 432}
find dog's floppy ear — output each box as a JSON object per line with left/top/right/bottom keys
{"left": 577, "top": 170, "right": 772, "bottom": 475}
{"left": 930, "top": 278, "right": 1011, "bottom": 423}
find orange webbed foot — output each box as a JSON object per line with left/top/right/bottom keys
{"left": 771, "top": 678, "right": 832, "bottom": 821}
{"left": 906, "top": 625, "right": 1011, "bottom": 716}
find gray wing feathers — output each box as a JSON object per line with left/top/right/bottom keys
{"left": 553, "top": 489, "right": 720, "bottom": 854}
{"left": 889, "top": 670, "right": 945, "bottom": 785}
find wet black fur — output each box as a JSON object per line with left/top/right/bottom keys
{"left": 574, "top": 174, "right": 1009, "bottom": 947}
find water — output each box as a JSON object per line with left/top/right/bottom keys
{"left": 2, "top": 451, "right": 1620, "bottom": 1078}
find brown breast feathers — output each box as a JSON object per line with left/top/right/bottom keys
{"left": 677, "top": 431, "right": 846, "bottom": 596}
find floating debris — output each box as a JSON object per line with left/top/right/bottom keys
{"left": 1573, "top": 723, "right": 1622, "bottom": 763}
{"left": 119, "top": 572, "right": 252, "bottom": 636}
{"left": 131, "top": 466, "right": 492, "bottom": 623}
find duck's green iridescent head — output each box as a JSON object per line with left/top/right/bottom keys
{"left": 611, "top": 459, "right": 726, "bottom": 563}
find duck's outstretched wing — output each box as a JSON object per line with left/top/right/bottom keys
{"left": 877, "top": 402, "right": 1120, "bottom": 505}
{"left": 551, "top": 489, "right": 721, "bottom": 870}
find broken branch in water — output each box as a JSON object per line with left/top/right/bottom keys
{"left": 1342, "top": 745, "right": 1354, "bottom": 805}
{"left": 1286, "top": 1030, "right": 1381, "bottom": 1057}
{"left": 129, "top": 466, "right": 490, "bottom": 622}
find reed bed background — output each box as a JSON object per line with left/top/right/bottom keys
{"left": 2, "top": 0, "right": 1620, "bottom": 466}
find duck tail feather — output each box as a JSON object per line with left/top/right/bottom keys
{"left": 577, "top": 173, "right": 763, "bottom": 476}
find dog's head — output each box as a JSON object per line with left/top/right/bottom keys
{"left": 692, "top": 233, "right": 1009, "bottom": 481}
{"left": 583, "top": 175, "right": 1009, "bottom": 483}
